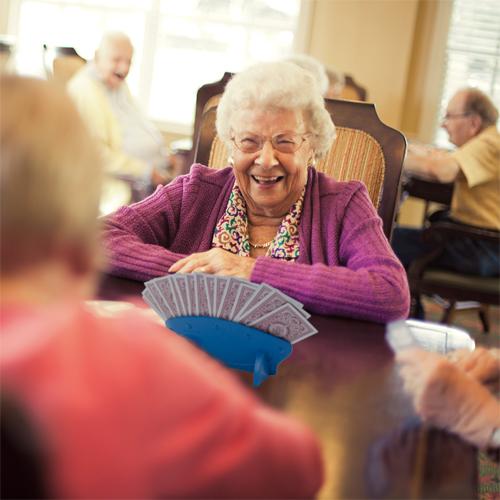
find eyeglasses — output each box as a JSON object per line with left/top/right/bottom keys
{"left": 231, "top": 131, "right": 312, "bottom": 154}
{"left": 442, "top": 112, "right": 471, "bottom": 122}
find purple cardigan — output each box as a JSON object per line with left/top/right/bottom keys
{"left": 103, "top": 165, "right": 409, "bottom": 322}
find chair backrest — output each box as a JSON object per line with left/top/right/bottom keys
{"left": 339, "top": 74, "right": 367, "bottom": 102}
{"left": 0, "top": 40, "right": 14, "bottom": 74}
{"left": 188, "top": 72, "right": 233, "bottom": 164}
{"left": 43, "top": 45, "right": 86, "bottom": 85}
{"left": 193, "top": 99, "right": 406, "bottom": 240}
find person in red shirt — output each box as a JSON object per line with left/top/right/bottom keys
{"left": 0, "top": 75, "right": 323, "bottom": 499}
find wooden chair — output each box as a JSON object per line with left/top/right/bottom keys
{"left": 0, "top": 40, "right": 14, "bottom": 74}
{"left": 193, "top": 98, "right": 407, "bottom": 240}
{"left": 339, "top": 74, "right": 367, "bottom": 102}
{"left": 185, "top": 72, "right": 233, "bottom": 165}
{"left": 408, "top": 219, "right": 500, "bottom": 332}
{"left": 42, "top": 45, "right": 86, "bottom": 85}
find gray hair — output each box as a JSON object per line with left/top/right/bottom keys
{"left": 97, "top": 31, "right": 133, "bottom": 55}
{"left": 461, "top": 87, "right": 499, "bottom": 129}
{"left": 216, "top": 61, "right": 336, "bottom": 159}
{"left": 284, "top": 54, "right": 329, "bottom": 96}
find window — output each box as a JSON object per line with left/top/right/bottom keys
{"left": 8, "top": 0, "right": 303, "bottom": 133}
{"left": 435, "top": 0, "right": 500, "bottom": 146}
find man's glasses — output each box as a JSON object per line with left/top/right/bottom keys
{"left": 231, "top": 132, "right": 312, "bottom": 154}
{"left": 442, "top": 112, "right": 471, "bottom": 122}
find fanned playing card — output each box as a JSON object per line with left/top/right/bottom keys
{"left": 143, "top": 273, "right": 317, "bottom": 344}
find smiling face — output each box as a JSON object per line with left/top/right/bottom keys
{"left": 230, "top": 107, "right": 313, "bottom": 219}
{"left": 95, "top": 37, "right": 133, "bottom": 90}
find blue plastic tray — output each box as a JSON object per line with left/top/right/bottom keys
{"left": 166, "top": 316, "right": 293, "bottom": 386}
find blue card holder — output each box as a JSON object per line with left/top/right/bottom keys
{"left": 166, "top": 316, "right": 293, "bottom": 386}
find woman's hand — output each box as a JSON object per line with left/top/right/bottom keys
{"left": 449, "top": 347, "right": 500, "bottom": 384}
{"left": 169, "top": 248, "right": 256, "bottom": 280}
{"left": 396, "top": 349, "right": 500, "bottom": 448}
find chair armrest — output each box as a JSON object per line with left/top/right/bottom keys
{"left": 422, "top": 221, "right": 500, "bottom": 245}
{"left": 402, "top": 173, "right": 454, "bottom": 205}
{"left": 407, "top": 221, "right": 499, "bottom": 290}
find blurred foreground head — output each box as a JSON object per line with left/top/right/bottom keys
{"left": 0, "top": 76, "right": 102, "bottom": 284}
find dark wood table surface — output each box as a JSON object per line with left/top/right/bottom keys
{"left": 402, "top": 172, "right": 454, "bottom": 206}
{"left": 98, "top": 274, "right": 478, "bottom": 499}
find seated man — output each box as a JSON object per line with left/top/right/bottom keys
{"left": 0, "top": 75, "right": 323, "bottom": 499}
{"left": 393, "top": 88, "right": 500, "bottom": 292}
{"left": 67, "top": 31, "right": 170, "bottom": 214}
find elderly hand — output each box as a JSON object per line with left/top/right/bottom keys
{"left": 169, "top": 248, "right": 256, "bottom": 280}
{"left": 449, "top": 347, "right": 500, "bottom": 384}
{"left": 397, "top": 349, "right": 500, "bottom": 449}
{"left": 407, "top": 143, "right": 434, "bottom": 157}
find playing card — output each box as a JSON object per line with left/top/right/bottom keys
{"left": 151, "top": 277, "right": 179, "bottom": 317}
{"left": 141, "top": 289, "right": 165, "bottom": 319}
{"left": 235, "top": 283, "right": 273, "bottom": 321}
{"left": 249, "top": 303, "right": 317, "bottom": 344}
{"left": 270, "top": 287, "right": 305, "bottom": 313}
{"left": 230, "top": 281, "right": 259, "bottom": 321}
{"left": 385, "top": 320, "right": 419, "bottom": 353}
{"left": 171, "top": 274, "right": 190, "bottom": 316}
{"left": 185, "top": 274, "right": 198, "bottom": 316}
{"left": 239, "top": 289, "right": 293, "bottom": 326}
{"left": 217, "top": 277, "right": 246, "bottom": 320}
{"left": 204, "top": 274, "right": 217, "bottom": 316}
{"left": 214, "top": 276, "right": 230, "bottom": 316}
{"left": 194, "top": 273, "right": 211, "bottom": 316}
{"left": 239, "top": 287, "right": 310, "bottom": 323}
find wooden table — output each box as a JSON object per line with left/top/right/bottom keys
{"left": 401, "top": 172, "right": 454, "bottom": 226}
{"left": 402, "top": 172, "right": 454, "bottom": 206}
{"left": 98, "top": 274, "right": 478, "bottom": 499}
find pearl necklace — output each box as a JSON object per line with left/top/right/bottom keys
{"left": 248, "top": 239, "right": 274, "bottom": 249}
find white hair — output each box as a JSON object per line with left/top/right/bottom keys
{"left": 97, "top": 31, "right": 133, "bottom": 54}
{"left": 216, "top": 61, "right": 336, "bottom": 159}
{"left": 284, "top": 54, "right": 329, "bottom": 96}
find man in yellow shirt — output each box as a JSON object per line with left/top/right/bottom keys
{"left": 393, "top": 88, "right": 499, "bottom": 299}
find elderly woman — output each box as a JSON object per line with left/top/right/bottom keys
{"left": 104, "top": 62, "right": 409, "bottom": 322}
{"left": 1, "top": 76, "right": 323, "bottom": 498}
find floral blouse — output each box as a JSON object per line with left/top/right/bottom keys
{"left": 212, "top": 183, "right": 304, "bottom": 260}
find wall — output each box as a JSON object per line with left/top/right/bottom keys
{"left": 307, "top": 0, "right": 419, "bottom": 130}
{"left": 306, "top": 0, "right": 453, "bottom": 226}
{"left": 0, "top": 1, "right": 9, "bottom": 33}
{"left": 2, "top": 0, "right": 447, "bottom": 140}
{"left": 401, "top": 0, "right": 452, "bottom": 142}
{"left": 2, "top": 0, "right": 450, "bottom": 221}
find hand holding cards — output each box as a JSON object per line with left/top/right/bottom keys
{"left": 385, "top": 320, "right": 419, "bottom": 353}
{"left": 386, "top": 319, "right": 475, "bottom": 355}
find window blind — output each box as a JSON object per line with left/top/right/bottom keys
{"left": 435, "top": 0, "right": 500, "bottom": 146}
